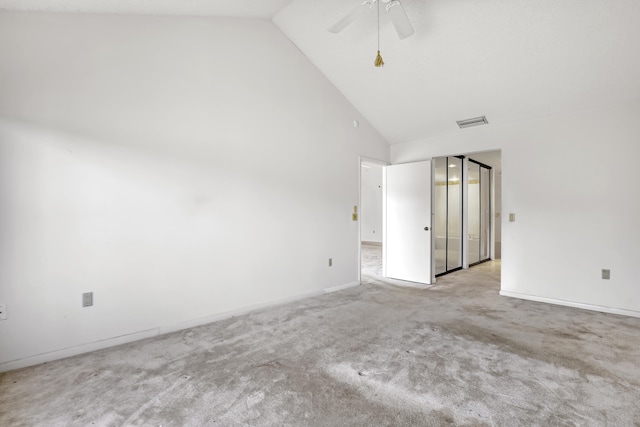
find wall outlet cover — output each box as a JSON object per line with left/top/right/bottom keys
{"left": 82, "top": 292, "right": 93, "bottom": 307}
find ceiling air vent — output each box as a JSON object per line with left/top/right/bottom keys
{"left": 456, "top": 116, "right": 489, "bottom": 129}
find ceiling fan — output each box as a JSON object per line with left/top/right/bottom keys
{"left": 328, "top": 0, "right": 415, "bottom": 40}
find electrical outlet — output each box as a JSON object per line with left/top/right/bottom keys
{"left": 602, "top": 269, "right": 610, "bottom": 280}
{"left": 82, "top": 292, "right": 93, "bottom": 307}
{"left": 0, "top": 304, "right": 6, "bottom": 320}
{"left": 329, "top": 258, "right": 333, "bottom": 267}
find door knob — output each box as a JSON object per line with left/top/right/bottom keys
{"left": 424, "top": 227, "right": 430, "bottom": 231}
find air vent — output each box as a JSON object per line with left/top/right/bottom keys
{"left": 456, "top": 116, "right": 489, "bottom": 129}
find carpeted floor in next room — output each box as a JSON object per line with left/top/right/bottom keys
{"left": 1, "top": 246, "right": 640, "bottom": 426}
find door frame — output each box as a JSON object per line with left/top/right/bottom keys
{"left": 358, "top": 156, "right": 389, "bottom": 283}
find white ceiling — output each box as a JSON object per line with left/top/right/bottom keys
{"left": 0, "top": 0, "right": 292, "bottom": 18}
{"left": 2, "top": 0, "right": 639, "bottom": 145}
{"left": 274, "top": 0, "right": 640, "bottom": 144}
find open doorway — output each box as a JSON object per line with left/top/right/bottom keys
{"left": 360, "top": 159, "right": 386, "bottom": 279}
{"left": 360, "top": 151, "right": 500, "bottom": 283}
{"left": 433, "top": 150, "right": 502, "bottom": 277}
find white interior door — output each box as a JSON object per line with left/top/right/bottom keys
{"left": 383, "top": 161, "right": 432, "bottom": 284}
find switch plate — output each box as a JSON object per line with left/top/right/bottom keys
{"left": 82, "top": 292, "right": 93, "bottom": 307}
{"left": 602, "top": 269, "right": 610, "bottom": 280}
{"left": 329, "top": 258, "right": 333, "bottom": 267}
{"left": 0, "top": 304, "right": 6, "bottom": 321}
{"left": 509, "top": 213, "right": 516, "bottom": 222}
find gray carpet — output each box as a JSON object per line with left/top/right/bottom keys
{"left": 1, "top": 255, "right": 640, "bottom": 426}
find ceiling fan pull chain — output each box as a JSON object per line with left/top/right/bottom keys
{"left": 375, "top": 0, "right": 384, "bottom": 67}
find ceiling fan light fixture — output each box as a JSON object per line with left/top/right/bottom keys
{"left": 456, "top": 116, "right": 489, "bottom": 129}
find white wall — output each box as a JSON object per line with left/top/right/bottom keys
{"left": 0, "top": 12, "right": 389, "bottom": 370}
{"left": 392, "top": 102, "right": 640, "bottom": 317}
{"left": 494, "top": 170, "right": 502, "bottom": 259}
{"left": 360, "top": 164, "right": 383, "bottom": 243}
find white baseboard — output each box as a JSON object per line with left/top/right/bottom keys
{"left": 386, "top": 277, "right": 433, "bottom": 289}
{"left": 0, "top": 284, "right": 356, "bottom": 373}
{"left": 499, "top": 290, "right": 640, "bottom": 319}
{"left": 157, "top": 288, "right": 324, "bottom": 335}
{"left": 0, "top": 328, "right": 159, "bottom": 373}
{"left": 324, "top": 281, "right": 360, "bottom": 293}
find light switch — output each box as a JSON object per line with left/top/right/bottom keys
{"left": 509, "top": 213, "right": 516, "bottom": 222}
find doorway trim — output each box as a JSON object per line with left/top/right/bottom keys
{"left": 358, "top": 156, "right": 389, "bottom": 283}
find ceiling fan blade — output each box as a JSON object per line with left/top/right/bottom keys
{"left": 387, "top": 1, "right": 415, "bottom": 39}
{"left": 328, "top": 3, "right": 366, "bottom": 33}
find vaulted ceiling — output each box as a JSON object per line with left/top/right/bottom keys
{"left": 0, "top": 0, "right": 292, "bottom": 18}
{"left": 275, "top": 0, "right": 640, "bottom": 144}
{"left": 2, "top": 0, "right": 639, "bottom": 145}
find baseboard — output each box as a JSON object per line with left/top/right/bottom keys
{"left": 158, "top": 288, "right": 325, "bottom": 335}
{"left": 324, "top": 281, "right": 360, "bottom": 293}
{"left": 369, "top": 275, "right": 433, "bottom": 289}
{"left": 499, "top": 290, "right": 640, "bottom": 318}
{"left": 0, "top": 285, "right": 347, "bottom": 373}
{"left": 0, "top": 328, "right": 159, "bottom": 373}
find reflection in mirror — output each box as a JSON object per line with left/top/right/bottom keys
{"left": 468, "top": 159, "right": 491, "bottom": 266}
{"left": 434, "top": 156, "right": 463, "bottom": 276}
